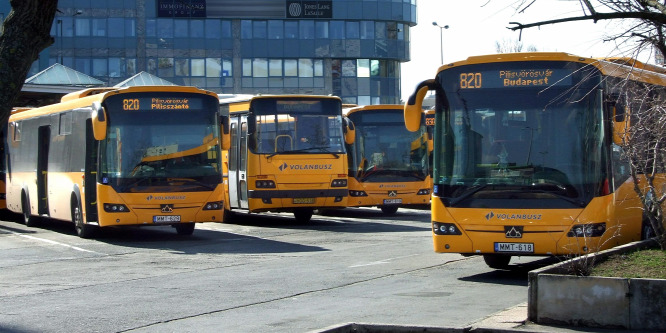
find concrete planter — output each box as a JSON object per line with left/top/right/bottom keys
{"left": 527, "top": 240, "right": 666, "bottom": 330}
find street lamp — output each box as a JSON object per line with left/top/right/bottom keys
{"left": 432, "top": 22, "right": 449, "bottom": 65}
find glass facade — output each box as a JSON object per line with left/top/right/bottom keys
{"left": 26, "top": 0, "right": 416, "bottom": 104}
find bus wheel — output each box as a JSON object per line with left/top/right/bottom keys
{"left": 380, "top": 205, "right": 399, "bottom": 215}
{"left": 294, "top": 209, "right": 313, "bottom": 223}
{"left": 483, "top": 254, "right": 511, "bottom": 269}
{"left": 21, "top": 192, "right": 38, "bottom": 227}
{"left": 174, "top": 223, "right": 195, "bottom": 235}
{"left": 72, "top": 199, "right": 97, "bottom": 239}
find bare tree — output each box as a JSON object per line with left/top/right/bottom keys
{"left": 508, "top": 1, "right": 666, "bottom": 59}
{"left": 0, "top": 0, "right": 58, "bottom": 131}
{"left": 495, "top": 38, "right": 538, "bottom": 53}
{"left": 506, "top": 0, "right": 666, "bottom": 249}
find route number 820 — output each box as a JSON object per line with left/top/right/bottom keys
{"left": 460, "top": 73, "right": 482, "bottom": 89}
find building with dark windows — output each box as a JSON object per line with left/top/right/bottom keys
{"left": 1, "top": 0, "right": 416, "bottom": 105}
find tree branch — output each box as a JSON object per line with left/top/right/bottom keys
{"left": 508, "top": 11, "right": 666, "bottom": 31}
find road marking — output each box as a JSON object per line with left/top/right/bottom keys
{"left": 0, "top": 227, "right": 104, "bottom": 255}
{"left": 349, "top": 254, "right": 420, "bottom": 268}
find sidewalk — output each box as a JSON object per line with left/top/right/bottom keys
{"left": 470, "top": 303, "right": 629, "bottom": 333}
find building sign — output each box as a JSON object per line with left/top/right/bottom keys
{"left": 158, "top": 0, "right": 206, "bottom": 18}
{"left": 286, "top": 1, "right": 332, "bottom": 19}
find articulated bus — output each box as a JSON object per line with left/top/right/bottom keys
{"left": 221, "top": 95, "right": 354, "bottom": 223}
{"left": 344, "top": 105, "right": 430, "bottom": 214}
{"left": 6, "top": 86, "right": 228, "bottom": 238}
{"left": 404, "top": 52, "right": 663, "bottom": 268}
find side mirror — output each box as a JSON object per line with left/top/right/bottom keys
{"left": 343, "top": 117, "right": 355, "bottom": 145}
{"left": 220, "top": 115, "right": 231, "bottom": 150}
{"left": 91, "top": 102, "right": 107, "bottom": 140}
{"left": 247, "top": 114, "right": 256, "bottom": 134}
{"left": 404, "top": 79, "right": 435, "bottom": 132}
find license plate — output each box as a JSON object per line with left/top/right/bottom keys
{"left": 293, "top": 198, "right": 315, "bottom": 204}
{"left": 383, "top": 198, "right": 402, "bottom": 204}
{"left": 153, "top": 215, "right": 181, "bottom": 223}
{"left": 494, "top": 242, "right": 534, "bottom": 253}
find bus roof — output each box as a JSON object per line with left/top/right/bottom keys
{"left": 344, "top": 104, "right": 403, "bottom": 116}
{"left": 9, "top": 85, "right": 218, "bottom": 122}
{"left": 437, "top": 52, "right": 666, "bottom": 85}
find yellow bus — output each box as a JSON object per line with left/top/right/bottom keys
{"left": 344, "top": 105, "right": 430, "bottom": 214}
{"left": 6, "top": 86, "right": 228, "bottom": 238}
{"left": 404, "top": 52, "right": 662, "bottom": 268}
{"left": 221, "top": 95, "right": 353, "bottom": 223}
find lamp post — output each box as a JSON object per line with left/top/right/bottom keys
{"left": 432, "top": 22, "right": 449, "bottom": 65}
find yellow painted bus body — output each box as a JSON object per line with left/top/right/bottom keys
{"left": 404, "top": 52, "right": 663, "bottom": 267}
{"left": 222, "top": 95, "right": 349, "bottom": 223}
{"left": 6, "top": 86, "right": 226, "bottom": 237}
{"left": 345, "top": 105, "right": 430, "bottom": 214}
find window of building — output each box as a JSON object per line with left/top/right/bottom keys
{"left": 346, "top": 21, "right": 359, "bottom": 39}
{"left": 315, "top": 21, "right": 328, "bottom": 38}
{"left": 109, "top": 57, "right": 122, "bottom": 77}
{"left": 108, "top": 18, "right": 125, "bottom": 38}
{"left": 223, "top": 59, "right": 232, "bottom": 76}
{"left": 370, "top": 60, "right": 380, "bottom": 76}
{"left": 205, "top": 19, "right": 220, "bottom": 39}
{"left": 299, "top": 20, "right": 314, "bottom": 39}
{"left": 298, "top": 59, "right": 313, "bottom": 77}
{"left": 241, "top": 20, "right": 252, "bottom": 39}
{"left": 158, "top": 57, "right": 174, "bottom": 77}
{"left": 75, "top": 18, "right": 90, "bottom": 36}
{"left": 360, "top": 21, "right": 374, "bottom": 39}
{"left": 357, "top": 59, "right": 370, "bottom": 77}
{"left": 268, "top": 20, "right": 283, "bottom": 39}
{"left": 174, "top": 19, "right": 188, "bottom": 37}
{"left": 285, "top": 21, "right": 298, "bottom": 39}
{"left": 253, "top": 58, "right": 268, "bottom": 77}
{"left": 253, "top": 21, "right": 267, "bottom": 39}
{"left": 206, "top": 58, "right": 221, "bottom": 77}
{"left": 314, "top": 59, "right": 323, "bottom": 76}
{"left": 92, "top": 18, "right": 106, "bottom": 36}
{"left": 284, "top": 59, "right": 298, "bottom": 76}
{"left": 269, "top": 59, "right": 282, "bottom": 76}
{"left": 74, "top": 58, "right": 90, "bottom": 75}
{"left": 146, "top": 19, "right": 156, "bottom": 37}
{"left": 330, "top": 21, "right": 344, "bottom": 39}
{"left": 126, "top": 58, "right": 137, "bottom": 76}
{"left": 125, "top": 19, "right": 136, "bottom": 37}
{"left": 342, "top": 60, "right": 356, "bottom": 77}
{"left": 175, "top": 59, "right": 189, "bottom": 76}
{"left": 221, "top": 20, "right": 232, "bottom": 38}
{"left": 190, "top": 20, "right": 204, "bottom": 38}
{"left": 93, "top": 58, "right": 108, "bottom": 77}
{"left": 191, "top": 59, "right": 205, "bottom": 76}
{"left": 242, "top": 58, "right": 252, "bottom": 76}
{"left": 157, "top": 18, "right": 173, "bottom": 38}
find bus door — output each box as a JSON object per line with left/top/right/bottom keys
{"left": 84, "top": 119, "right": 98, "bottom": 222}
{"left": 37, "top": 126, "right": 50, "bottom": 215}
{"left": 228, "top": 115, "right": 249, "bottom": 209}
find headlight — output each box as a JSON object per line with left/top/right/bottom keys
{"left": 256, "top": 180, "right": 276, "bottom": 188}
{"left": 331, "top": 179, "right": 347, "bottom": 187}
{"left": 567, "top": 223, "right": 606, "bottom": 237}
{"left": 433, "top": 222, "right": 462, "bottom": 235}
{"left": 349, "top": 190, "right": 368, "bottom": 197}
{"left": 103, "top": 203, "right": 130, "bottom": 213}
{"left": 203, "top": 201, "right": 224, "bottom": 210}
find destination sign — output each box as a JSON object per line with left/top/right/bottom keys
{"left": 458, "top": 68, "right": 572, "bottom": 89}
{"left": 253, "top": 98, "right": 340, "bottom": 116}
{"left": 117, "top": 96, "right": 205, "bottom": 111}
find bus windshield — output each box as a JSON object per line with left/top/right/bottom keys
{"left": 348, "top": 109, "right": 428, "bottom": 182}
{"left": 434, "top": 67, "right": 607, "bottom": 208}
{"left": 251, "top": 99, "right": 345, "bottom": 155}
{"left": 99, "top": 94, "right": 222, "bottom": 193}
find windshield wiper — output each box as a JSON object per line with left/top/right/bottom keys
{"left": 167, "top": 177, "right": 217, "bottom": 190}
{"left": 448, "top": 184, "right": 491, "bottom": 207}
{"left": 524, "top": 183, "right": 585, "bottom": 207}
{"left": 268, "top": 146, "right": 339, "bottom": 158}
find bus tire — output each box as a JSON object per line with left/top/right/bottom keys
{"left": 174, "top": 222, "right": 195, "bottom": 235}
{"left": 72, "top": 198, "right": 96, "bottom": 239}
{"left": 483, "top": 254, "right": 511, "bottom": 269}
{"left": 21, "top": 192, "right": 38, "bottom": 227}
{"left": 293, "top": 209, "right": 313, "bottom": 223}
{"left": 380, "top": 205, "right": 399, "bottom": 215}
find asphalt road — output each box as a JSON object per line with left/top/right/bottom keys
{"left": 0, "top": 207, "right": 557, "bottom": 333}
